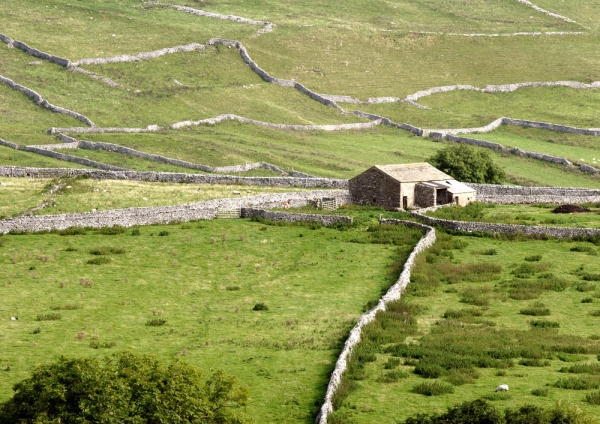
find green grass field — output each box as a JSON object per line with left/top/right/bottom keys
{"left": 0, "top": 177, "right": 318, "bottom": 218}
{"left": 0, "top": 217, "right": 423, "bottom": 423}
{"left": 334, "top": 233, "right": 600, "bottom": 423}
{"left": 3, "top": 0, "right": 600, "bottom": 421}
{"left": 428, "top": 202, "right": 600, "bottom": 229}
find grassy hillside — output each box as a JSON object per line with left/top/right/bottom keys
{"left": 0, "top": 217, "right": 422, "bottom": 423}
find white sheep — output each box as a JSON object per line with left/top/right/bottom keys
{"left": 495, "top": 384, "right": 509, "bottom": 392}
{"left": 232, "top": 190, "right": 241, "bottom": 195}
{"left": 10, "top": 317, "right": 18, "bottom": 321}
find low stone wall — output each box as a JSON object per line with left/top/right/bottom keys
{"left": 0, "top": 166, "right": 349, "bottom": 188}
{"left": 72, "top": 43, "right": 206, "bottom": 66}
{"left": 412, "top": 210, "right": 599, "bottom": 239}
{"left": 0, "top": 33, "right": 71, "bottom": 67}
{"left": 0, "top": 74, "right": 94, "bottom": 126}
{"left": 504, "top": 118, "right": 600, "bottom": 136}
{"left": 470, "top": 183, "right": 600, "bottom": 204}
{"left": 0, "top": 190, "right": 350, "bottom": 234}
{"left": 20, "top": 145, "right": 126, "bottom": 171}
{"left": 317, "top": 220, "right": 436, "bottom": 424}
{"left": 241, "top": 208, "right": 352, "bottom": 226}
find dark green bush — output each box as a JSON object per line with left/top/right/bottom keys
{"left": 158, "top": 230, "right": 170, "bottom": 237}
{"left": 530, "top": 388, "right": 548, "bottom": 397}
{"left": 32, "top": 327, "right": 41, "bottom": 335}
{"left": 96, "top": 226, "right": 126, "bottom": 235}
{"left": 57, "top": 227, "right": 86, "bottom": 236}
{"left": 252, "top": 302, "right": 268, "bottom": 311}
{"left": 582, "top": 297, "right": 594, "bottom": 303}
{"left": 571, "top": 245, "right": 596, "bottom": 255}
{"left": 89, "top": 246, "right": 125, "bottom": 255}
{"left": 412, "top": 381, "right": 454, "bottom": 396}
{"left": 428, "top": 144, "right": 506, "bottom": 184}
{"left": 553, "top": 377, "right": 600, "bottom": 390}
{"left": 529, "top": 320, "right": 560, "bottom": 329}
{"left": 86, "top": 257, "right": 111, "bottom": 265}
{"left": 518, "top": 358, "right": 550, "bottom": 367}
{"left": 585, "top": 391, "right": 600, "bottom": 405}
{"left": 131, "top": 228, "right": 141, "bottom": 236}
{"left": 403, "top": 399, "right": 502, "bottom": 424}
{"left": 36, "top": 313, "right": 61, "bottom": 321}
{"left": 377, "top": 370, "right": 408, "bottom": 383}
{"left": 519, "top": 302, "right": 550, "bottom": 316}
{"left": 582, "top": 274, "right": 600, "bottom": 282}
{"left": 145, "top": 319, "right": 166, "bottom": 327}
{"left": 524, "top": 255, "right": 542, "bottom": 262}
{"left": 384, "top": 357, "right": 401, "bottom": 369}
{"left": 64, "top": 246, "right": 78, "bottom": 252}
{"left": 574, "top": 281, "right": 596, "bottom": 292}
{"left": 414, "top": 364, "right": 444, "bottom": 379}
{"left": 559, "top": 363, "right": 600, "bottom": 374}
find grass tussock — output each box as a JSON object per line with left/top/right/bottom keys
{"left": 412, "top": 381, "right": 454, "bottom": 396}
{"left": 86, "top": 257, "right": 111, "bottom": 265}
{"left": 89, "top": 246, "right": 125, "bottom": 255}
{"left": 519, "top": 302, "right": 550, "bottom": 316}
{"left": 35, "top": 313, "right": 61, "bottom": 321}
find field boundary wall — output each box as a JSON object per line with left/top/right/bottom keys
{"left": 0, "top": 190, "right": 350, "bottom": 234}
{"left": 317, "top": 220, "right": 436, "bottom": 424}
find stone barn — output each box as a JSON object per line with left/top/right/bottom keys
{"left": 349, "top": 163, "right": 476, "bottom": 210}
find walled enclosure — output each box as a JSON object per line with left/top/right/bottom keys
{"left": 0, "top": 190, "right": 350, "bottom": 234}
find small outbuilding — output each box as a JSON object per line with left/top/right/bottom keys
{"left": 349, "top": 162, "right": 476, "bottom": 210}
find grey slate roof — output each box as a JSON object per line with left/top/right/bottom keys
{"left": 374, "top": 162, "right": 452, "bottom": 183}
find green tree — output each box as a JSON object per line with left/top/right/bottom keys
{"left": 428, "top": 144, "right": 506, "bottom": 184}
{"left": 0, "top": 352, "right": 248, "bottom": 424}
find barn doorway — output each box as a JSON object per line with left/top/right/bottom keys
{"left": 402, "top": 196, "right": 408, "bottom": 210}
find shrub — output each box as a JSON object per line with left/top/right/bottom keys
{"left": 0, "top": 352, "right": 248, "bottom": 423}
{"left": 131, "top": 229, "right": 141, "bottom": 236}
{"left": 158, "top": 231, "right": 170, "bottom": 237}
{"left": 582, "top": 274, "right": 600, "bottom": 282}
{"left": 36, "top": 313, "right": 61, "bottom": 321}
{"left": 585, "top": 391, "right": 600, "bottom": 405}
{"left": 559, "top": 364, "right": 600, "bottom": 375}
{"left": 412, "top": 381, "right": 454, "bottom": 396}
{"left": 64, "top": 246, "right": 78, "bottom": 252}
{"left": 96, "top": 226, "right": 126, "bottom": 235}
{"left": 89, "top": 341, "right": 116, "bottom": 349}
{"left": 589, "top": 310, "right": 600, "bottom": 316}
{"left": 403, "top": 399, "right": 502, "bottom": 424}
{"left": 443, "top": 308, "right": 484, "bottom": 319}
{"left": 377, "top": 370, "right": 408, "bottom": 383}
{"left": 478, "top": 248, "right": 498, "bottom": 256}
{"left": 519, "top": 302, "right": 550, "bottom": 316}
{"left": 557, "top": 353, "right": 588, "bottom": 362}
{"left": 571, "top": 246, "right": 596, "bottom": 255}
{"left": 582, "top": 298, "right": 594, "bottom": 303}
{"left": 32, "top": 327, "right": 41, "bottom": 334}
{"left": 446, "top": 368, "right": 479, "bottom": 386}
{"left": 428, "top": 145, "right": 506, "bottom": 184}
{"left": 553, "top": 377, "right": 600, "bottom": 390}
{"left": 529, "top": 319, "right": 560, "bottom": 329}
{"left": 518, "top": 358, "right": 550, "bottom": 367}
{"left": 531, "top": 388, "right": 548, "bottom": 397}
{"left": 414, "top": 364, "right": 445, "bottom": 379}
{"left": 252, "top": 302, "right": 268, "bottom": 311}
{"left": 57, "top": 227, "right": 86, "bottom": 236}
{"left": 225, "top": 286, "right": 240, "bottom": 291}
{"left": 87, "top": 257, "right": 111, "bottom": 265}
{"left": 145, "top": 319, "right": 166, "bottom": 327}
{"left": 89, "top": 247, "right": 125, "bottom": 255}
{"left": 384, "top": 357, "right": 401, "bottom": 369}
{"left": 524, "top": 255, "right": 542, "bottom": 262}
{"left": 511, "top": 262, "right": 552, "bottom": 278}
{"left": 575, "top": 282, "right": 596, "bottom": 292}
{"left": 50, "top": 304, "right": 82, "bottom": 311}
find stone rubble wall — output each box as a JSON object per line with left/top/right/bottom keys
{"left": 68, "top": 66, "right": 122, "bottom": 87}
{"left": 0, "top": 190, "right": 350, "bottom": 235}
{"left": 72, "top": 43, "right": 206, "bottom": 66}
{"left": 240, "top": 208, "right": 353, "bottom": 226}
{"left": 0, "top": 33, "right": 71, "bottom": 67}
{"left": 20, "top": 145, "right": 127, "bottom": 171}
{"left": 515, "top": 0, "right": 579, "bottom": 23}
{"left": 403, "top": 81, "right": 599, "bottom": 109}
{"left": 317, "top": 220, "right": 436, "bottom": 424}
{"left": 412, "top": 208, "right": 600, "bottom": 239}
{"left": 146, "top": 2, "right": 274, "bottom": 36}
{"left": 0, "top": 74, "right": 94, "bottom": 126}
{"left": 469, "top": 183, "right": 600, "bottom": 204}
{"left": 0, "top": 165, "right": 349, "bottom": 188}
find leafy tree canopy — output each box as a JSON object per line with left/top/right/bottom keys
{"left": 428, "top": 144, "right": 506, "bottom": 184}
{"left": 0, "top": 351, "right": 248, "bottom": 424}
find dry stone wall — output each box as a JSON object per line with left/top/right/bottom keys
{"left": 241, "top": 208, "right": 352, "bottom": 226}
{"left": 20, "top": 146, "right": 126, "bottom": 171}
{"left": 412, "top": 208, "right": 599, "bottom": 239}
{"left": 317, "top": 220, "right": 436, "bottom": 424}
{"left": 0, "top": 190, "right": 349, "bottom": 234}
{"left": 469, "top": 183, "right": 600, "bottom": 204}
{"left": 0, "top": 74, "right": 94, "bottom": 126}
{"left": 0, "top": 166, "right": 349, "bottom": 188}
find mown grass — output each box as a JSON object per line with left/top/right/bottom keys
{"left": 428, "top": 202, "right": 600, "bottom": 229}
{"left": 335, "top": 232, "right": 600, "bottom": 423}
{"left": 0, "top": 217, "right": 422, "bottom": 423}
{"left": 0, "top": 176, "right": 317, "bottom": 217}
